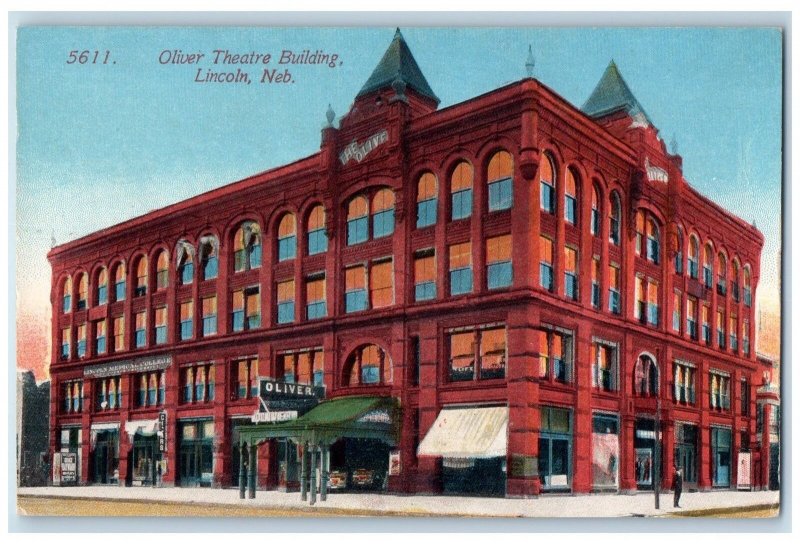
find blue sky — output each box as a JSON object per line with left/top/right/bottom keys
{"left": 16, "top": 26, "right": 783, "bottom": 322}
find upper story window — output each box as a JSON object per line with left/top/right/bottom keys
{"left": 717, "top": 252, "right": 728, "bottom": 296}
{"left": 279, "top": 349, "right": 324, "bottom": 387}
{"left": 372, "top": 188, "right": 396, "bottom": 238}
{"left": 590, "top": 184, "right": 601, "bottom": 236}
{"left": 306, "top": 274, "right": 327, "bottom": 320}
{"left": 646, "top": 217, "right": 660, "bottom": 263}
{"left": 202, "top": 296, "right": 217, "bottom": 337}
{"left": 591, "top": 257, "right": 600, "bottom": 309}
{"left": 564, "top": 168, "right": 578, "bottom": 224}
{"left": 449, "top": 241, "right": 472, "bottom": 296}
{"left": 76, "top": 323, "right": 86, "bottom": 358}
{"left": 703, "top": 243, "right": 714, "bottom": 288}
{"left": 673, "top": 227, "right": 683, "bottom": 275}
{"left": 113, "top": 316, "right": 124, "bottom": 353}
{"left": 234, "top": 221, "right": 262, "bottom": 271}
{"left": 277, "top": 214, "right": 297, "bottom": 262}
{"left": 198, "top": 236, "right": 219, "bottom": 280}
{"left": 232, "top": 358, "right": 258, "bottom": 400}
{"left": 137, "top": 371, "right": 166, "bottom": 407}
{"left": 743, "top": 266, "right": 752, "bottom": 307}
{"left": 343, "top": 344, "right": 391, "bottom": 386}
{"left": 448, "top": 326, "right": 506, "bottom": 382}
{"left": 539, "top": 236, "right": 554, "bottom": 292}
{"left": 608, "top": 264, "right": 621, "bottom": 314}
{"left": 182, "top": 363, "right": 215, "bottom": 404}
{"left": 538, "top": 327, "right": 573, "bottom": 383}
{"left": 176, "top": 240, "right": 195, "bottom": 285}
{"left": 487, "top": 150, "right": 513, "bottom": 212}
{"left": 96, "top": 268, "right": 108, "bottom": 306}
{"left": 232, "top": 287, "right": 260, "bottom": 331}
{"left": 634, "top": 354, "right": 658, "bottom": 397}
{"left": 154, "top": 306, "right": 167, "bottom": 345}
{"left": 729, "top": 314, "right": 739, "bottom": 351}
{"left": 60, "top": 327, "right": 70, "bottom": 361}
{"left": 414, "top": 249, "right": 436, "bottom": 301}
{"left": 609, "top": 191, "right": 621, "bottom": 245}
{"left": 77, "top": 273, "right": 88, "bottom": 310}
{"left": 743, "top": 319, "right": 750, "bottom": 355}
{"left": 673, "top": 361, "right": 696, "bottom": 404}
{"left": 180, "top": 301, "right": 193, "bottom": 341}
{"left": 486, "top": 234, "right": 512, "bottom": 290}
{"left": 717, "top": 308, "right": 726, "bottom": 348}
{"left": 592, "top": 340, "right": 618, "bottom": 391}
{"left": 95, "top": 320, "right": 107, "bottom": 355}
{"left": 307, "top": 205, "right": 328, "bottom": 255}
{"left": 688, "top": 235, "right": 700, "bottom": 279}
{"left": 155, "top": 251, "right": 169, "bottom": 290}
{"left": 277, "top": 279, "right": 296, "bottom": 324}
{"left": 416, "top": 172, "right": 438, "bottom": 228}
{"left": 731, "top": 259, "right": 741, "bottom": 302}
{"left": 62, "top": 276, "right": 72, "bottom": 314}
{"left": 686, "top": 297, "right": 698, "bottom": 340}
{"left": 346, "top": 196, "right": 369, "bottom": 245}
{"left": 635, "top": 276, "right": 659, "bottom": 326}
{"left": 702, "top": 304, "right": 711, "bottom": 345}
{"left": 344, "top": 265, "right": 367, "bottom": 313}
{"left": 370, "top": 259, "right": 394, "bottom": 309}
{"left": 672, "top": 290, "right": 682, "bottom": 332}
{"left": 710, "top": 371, "right": 731, "bottom": 410}
{"left": 450, "top": 161, "right": 474, "bottom": 220}
{"left": 540, "top": 153, "right": 556, "bottom": 214}
{"left": 564, "top": 246, "right": 578, "bottom": 300}
{"left": 135, "top": 256, "right": 148, "bottom": 297}
{"left": 62, "top": 380, "right": 83, "bottom": 414}
{"left": 96, "top": 376, "right": 122, "bottom": 411}
{"left": 135, "top": 312, "right": 147, "bottom": 348}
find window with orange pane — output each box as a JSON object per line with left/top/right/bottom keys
{"left": 96, "top": 268, "right": 108, "bottom": 305}
{"left": 540, "top": 153, "right": 556, "bottom": 214}
{"left": 539, "top": 236, "right": 554, "bottom": 291}
{"left": 539, "top": 327, "right": 572, "bottom": 383}
{"left": 277, "top": 214, "right": 297, "bottom": 262}
{"left": 277, "top": 279, "right": 295, "bottom": 324}
{"left": 307, "top": 205, "right": 328, "bottom": 255}
{"left": 156, "top": 251, "right": 169, "bottom": 290}
{"left": 416, "top": 172, "right": 438, "bottom": 228}
{"left": 278, "top": 349, "right": 324, "bottom": 387}
{"left": 448, "top": 326, "right": 506, "bottom": 382}
{"left": 564, "top": 168, "right": 578, "bottom": 224}
{"left": 345, "top": 265, "right": 367, "bottom": 313}
{"left": 486, "top": 234, "right": 512, "bottom": 289}
{"left": 414, "top": 249, "right": 436, "bottom": 301}
{"left": 450, "top": 161, "right": 473, "bottom": 220}
{"left": 179, "top": 301, "right": 193, "bottom": 341}
{"left": 487, "top": 150, "right": 513, "bottom": 212}
{"left": 449, "top": 241, "right": 472, "bottom": 295}
{"left": 77, "top": 273, "right": 88, "bottom": 309}
{"left": 347, "top": 196, "right": 369, "bottom": 245}
{"left": 232, "top": 357, "right": 258, "bottom": 399}
{"left": 135, "top": 257, "right": 148, "bottom": 297}
{"left": 372, "top": 188, "right": 395, "bottom": 238}
{"left": 62, "top": 276, "right": 72, "bottom": 314}
{"left": 306, "top": 274, "right": 327, "bottom": 320}
{"left": 344, "top": 344, "right": 391, "bottom": 386}
{"left": 154, "top": 306, "right": 167, "bottom": 344}
{"left": 564, "top": 246, "right": 578, "bottom": 300}
{"left": 202, "top": 296, "right": 217, "bottom": 336}
{"left": 370, "top": 259, "right": 393, "bottom": 308}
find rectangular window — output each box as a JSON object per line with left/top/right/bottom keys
{"left": 479, "top": 327, "right": 506, "bottom": 379}
{"left": 345, "top": 265, "right": 368, "bottom": 313}
{"left": 743, "top": 319, "right": 750, "bottom": 355}
{"left": 540, "top": 181, "right": 555, "bottom": 214}
{"left": 539, "top": 327, "right": 573, "bottom": 383}
{"left": 702, "top": 305, "right": 711, "bottom": 344}
{"left": 539, "top": 236, "right": 554, "bottom": 291}
{"left": 370, "top": 259, "right": 394, "bottom": 308}
{"left": 182, "top": 364, "right": 215, "bottom": 404}
{"left": 634, "top": 275, "right": 645, "bottom": 322}
{"left": 306, "top": 275, "right": 327, "bottom": 320}
{"left": 564, "top": 246, "right": 578, "bottom": 300}
{"left": 278, "top": 234, "right": 297, "bottom": 262}
{"left": 564, "top": 193, "right": 576, "bottom": 224}
{"left": 231, "top": 290, "right": 245, "bottom": 331}
{"left": 741, "top": 379, "right": 750, "bottom": 416}
{"left": 672, "top": 291, "right": 682, "bottom": 332}
{"left": 154, "top": 307, "right": 167, "bottom": 345}
{"left": 245, "top": 287, "right": 261, "bottom": 329}
{"left": 591, "top": 257, "right": 600, "bottom": 309}
{"left": 449, "top": 330, "right": 474, "bottom": 381}
{"left": 277, "top": 349, "right": 324, "bottom": 386}
{"left": 180, "top": 261, "right": 194, "bottom": 285}
{"left": 180, "top": 301, "right": 193, "bottom": 341}
{"left": 63, "top": 292, "right": 72, "bottom": 313}
{"left": 488, "top": 178, "right": 512, "bottom": 211}
{"left": 592, "top": 341, "right": 618, "bottom": 391}
{"left": 608, "top": 265, "right": 621, "bottom": 314}
{"left": 233, "top": 358, "right": 259, "bottom": 399}
{"left": 95, "top": 376, "right": 122, "bottom": 411}
{"left": 673, "top": 361, "right": 696, "bottom": 404}
{"left": 710, "top": 372, "right": 731, "bottom": 410}
{"left": 277, "top": 279, "right": 295, "bottom": 324}
{"left": 115, "top": 277, "right": 126, "bottom": 302}
{"left": 94, "top": 320, "right": 106, "bottom": 355}
{"left": 61, "top": 328, "right": 70, "bottom": 360}
{"left": 137, "top": 371, "right": 166, "bottom": 407}
{"left": 447, "top": 326, "right": 506, "bottom": 382}
{"left": 77, "top": 324, "right": 86, "bottom": 358}
{"left": 113, "top": 316, "right": 124, "bottom": 352}
{"left": 686, "top": 297, "right": 698, "bottom": 339}
{"left": 729, "top": 314, "right": 738, "bottom": 351}
{"left": 451, "top": 188, "right": 472, "bottom": 220}
{"left": 202, "top": 296, "right": 217, "bottom": 336}
{"left": 486, "top": 235, "right": 512, "bottom": 290}
{"left": 417, "top": 198, "right": 437, "bottom": 228}
{"left": 449, "top": 242, "right": 473, "bottom": 296}
{"left": 717, "top": 309, "right": 726, "bottom": 348}
{"left": 646, "top": 280, "right": 659, "bottom": 326}
{"left": 98, "top": 283, "right": 107, "bottom": 306}
{"left": 62, "top": 380, "right": 83, "bottom": 414}
{"left": 414, "top": 250, "right": 436, "bottom": 301}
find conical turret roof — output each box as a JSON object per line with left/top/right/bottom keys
{"left": 582, "top": 60, "right": 652, "bottom": 124}
{"left": 356, "top": 28, "right": 440, "bottom": 104}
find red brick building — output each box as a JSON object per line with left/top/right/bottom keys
{"left": 48, "top": 30, "right": 770, "bottom": 497}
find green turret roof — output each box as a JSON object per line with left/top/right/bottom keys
{"left": 357, "top": 28, "right": 440, "bottom": 104}
{"left": 582, "top": 60, "right": 652, "bottom": 124}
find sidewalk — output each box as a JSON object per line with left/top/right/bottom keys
{"left": 18, "top": 485, "right": 780, "bottom": 518}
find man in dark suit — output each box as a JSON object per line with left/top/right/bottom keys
{"left": 673, "top": 467, "right": 683, "bottom": 508}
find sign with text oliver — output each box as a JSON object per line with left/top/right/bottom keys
{"left": 259, "top": 377, "right": 325, "bottom": 401}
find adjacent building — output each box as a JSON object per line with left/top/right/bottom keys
{"left": 48, "top": 30, "right": 771, "bottom": 496}
{"left": 18, "top": 370, "right": 51, "bottom": 486}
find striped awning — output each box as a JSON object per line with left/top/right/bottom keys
{"left": 417, "top": 406, "right": 508, "bottom": 459}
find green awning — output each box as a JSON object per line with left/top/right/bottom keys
{"left": 237, "top": 395, "right": 400, "bottom": 446}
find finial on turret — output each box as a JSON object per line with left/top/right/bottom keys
{"left": 525, "top": 45, "right": 535, "bottom": 77}
{"left": 670, "top": 134, "right": 678, "bottom": 154}
{"left": 325, "top": 104, "right": 335, "bottom": 127}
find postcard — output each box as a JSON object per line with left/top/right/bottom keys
{"left": 14, "top": 23, "right": 783, "bottom": 523}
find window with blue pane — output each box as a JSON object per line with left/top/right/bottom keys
{"left": 306, "top": 301, "right": 326, "bottom": 320}
{"left": 77, "top": 335, "right": 86, "bottom": 358}
{"left": 591, "top": 282, "right": 600, "bottom": 308}
{"left": 449, "top": 267, "right": 472, "bottom": 295}
{"left": 202, "top": 315, "right": 216, "bottom": 336}
{"left": 609, "top": 192, "right": 621, "bottom": 245}
{"left": 450, "top": 161, "right": 473, "bottom": 221}
{"left": 608, "top": 290, "right": 621, "bottom": 314}
{"left": 97, "top": 285, "right": 107, "bottom": 305}
{"left": 199, "top": 237, "right": 218, "bottom": 280}
{"left": 647, "top": 303, "right": 659, "bottom": 326}
{"left": 486, "top": 235, "right": 512, "bottom": 290}
{"left": 487, "top": 151, "right": 514, "bottom": 213}
{"left": 278, "top": 301, "right": 295, "bottom": 324}
{"left": 564, "top": 169, "right": 578, "bottom": 224}
{"left": 180, "top": 301, "right": 193, "bottom": 341}
{"left": 307, "top": 228, "right": 328, "bottom": 255}
{"left": 135, "top": 330, "right": 146, "bottom": 348}
{"left": 488, "top": 180, "right": 512, "bottom": 211}
{"left": 345, "top": 266, "right": 368, "bottom": 313}
{"left": 540, "top": 264, "right": 553, "bottom": 291}
{"left": 449, "top": 189, "right": 470, "bottom": 220}
{"left": 276, "top": 280, "right": 295, "bottom": 324}
{"left": 278, "top": 235, "right": 296, "bottom": 261}
{"left": 62, "top": 294, "right": 71, "bottom": 313}
{"left": 96, "top": 336, "right": 106, "bottom": 355}
{"left": 417, "top": 199, "right": 437, "bottom": 228}
{"left": 344, "top": 344, "right": 389, "bottom": 386}
{"left": 347, "top": 196, "right": 369, "bottom": 245}
{"left": 180, "top": 261, "right": 194, "bottom": 285}
{"left": 372, "top": 188, "right": 395, "bottom": 238}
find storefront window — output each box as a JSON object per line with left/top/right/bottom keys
{"left": 447, "top": 326, "right": 506, "bottom": 382}
{"left": 539, "top": 406, "right": 572, "bottom": 490}
{"left": 538, "top": 327, "right": 572, "bottom": 383}
{"left": 592, "top": 414, "right": 619, "bottom": 489}
{"left": 178, "top": 420, "right": 214, "bottom": 487}
{"left": 711, "top": 427, "right": 731, "bottom": 487}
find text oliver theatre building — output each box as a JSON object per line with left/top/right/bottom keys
{"left": 48, "top": 30, "right": 775, "bottom": 497}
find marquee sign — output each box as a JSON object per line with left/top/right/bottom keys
{"left": 339, "top": 129, "right": 389, "bottom": 165}
{"left": 84, "top": 355, "right": 172, "bottom": 378}
{"left": 259, "top": 377, "right": 324, "bottom": 401}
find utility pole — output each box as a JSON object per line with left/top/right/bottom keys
{"left": 655, "top": 390, "right": 661, "bottom": 509}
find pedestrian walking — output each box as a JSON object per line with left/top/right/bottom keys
{"left": 673, "top": 467, "right": 683, "bottom": 508}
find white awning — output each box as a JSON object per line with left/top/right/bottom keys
{"left": 90, "top": 422, "right": 120, "bottom": 432}
{"left": 418, "top": 406, "right": 508, "bottom": 459}
{"left": 124, "top": 419, "right": 159, "bottom": 436}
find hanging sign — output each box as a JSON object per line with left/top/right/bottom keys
{"left": 158, "top": 411, "right": 167, "bottom": 452}
{"left": 259, "top": 378, "right": 325, "bottom": 401}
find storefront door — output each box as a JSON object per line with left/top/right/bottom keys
{"left": 178, "top": 420, "right": 214, "bottom": 487}
{"left": 592, "top": 414, "right": 619, "bottom": 489}
{"left": 539, "top": 407, "right": 572, "bottom": 491}
{"left": 675, "top": 424, "right": 697, "bottom": 486}
{"left": 711, "top": 427, "right": 731, "bottom": 487}
{"left": 92, "top": 430, "right": 119, "bottom": 485}
{"left": 634, "top": 419, "right": 659, "bottom": 489}
{"left": 131, "top": 434, "right": 159, "bottom": 485}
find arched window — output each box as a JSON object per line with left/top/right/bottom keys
{"left": 233, "top": 222, "right": 262, "bottom": 271}
{"left": 347, "top": 196, "right": 369, "bottom": 245}
{"left": 113, "top": 263, "right": 126, "bottom": 302}
{"left": 703, "top": 243, "right": 714, "bottom": 288}
{"left": 307, "top": 205, "right": 328, "bottom": 255}
{"left": 62, "top": 276, "right": 72, "bottom": 314}
{"left": 634, "top": 354, "right": 659, "bottom": 396}
{"left": 609, "top": 191, "right": 621, "bottom": 245}
{"left": 96, "top": 268, "right": 108, "bottom": 305}
{"left": 77, "top": 273, "right": 88, "bottom": 310}
{"left": 176, "top": 241, "right": 194, "bottom": 285}
{"left": 343, "top": 344, "right": 391, "bottom": 386}
{"left": 487, "top": 150, "right": 513, "bottom": 211}
{"left": 416, "top": 172, "right": 438, "bottom": 228}
{"left": 450, "top": 161, "right": 473, "bottom": 220}
{"left": 743, "top": 266, "right": 752, "bottom": 307}
{"left": 198, "top": 236, "right": 219, "bottom": 280}
{"left": 372, "top": 188, "right": 395, "bottom": 238}
{"left": 277, "top": 214, "right": 297, "bottom": 261}
{"left": 673, "top": 227, "right": 683, "bottom": 275}
{"left": 564, "top": 168, "right": 578, "bottom": 224}
{"left": 591, "top": 184, "right": 601, "bottom": 235}
{"left": 731, "top": 259, "right": 741, "bottom": 302}
{"left": 688, "top": 235, "right": 700, "bottom": 279}
{"left": 717, "top": 252, "right": 728, "bottom": 295}
{"left": 156, "top": 251, "right": 169, "bottom": 290}
{"left": 540, "top": 153, "right": 556, "bottom": 214}
{"left": 135, "top": 256, "right": 148, "bottom": 297}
